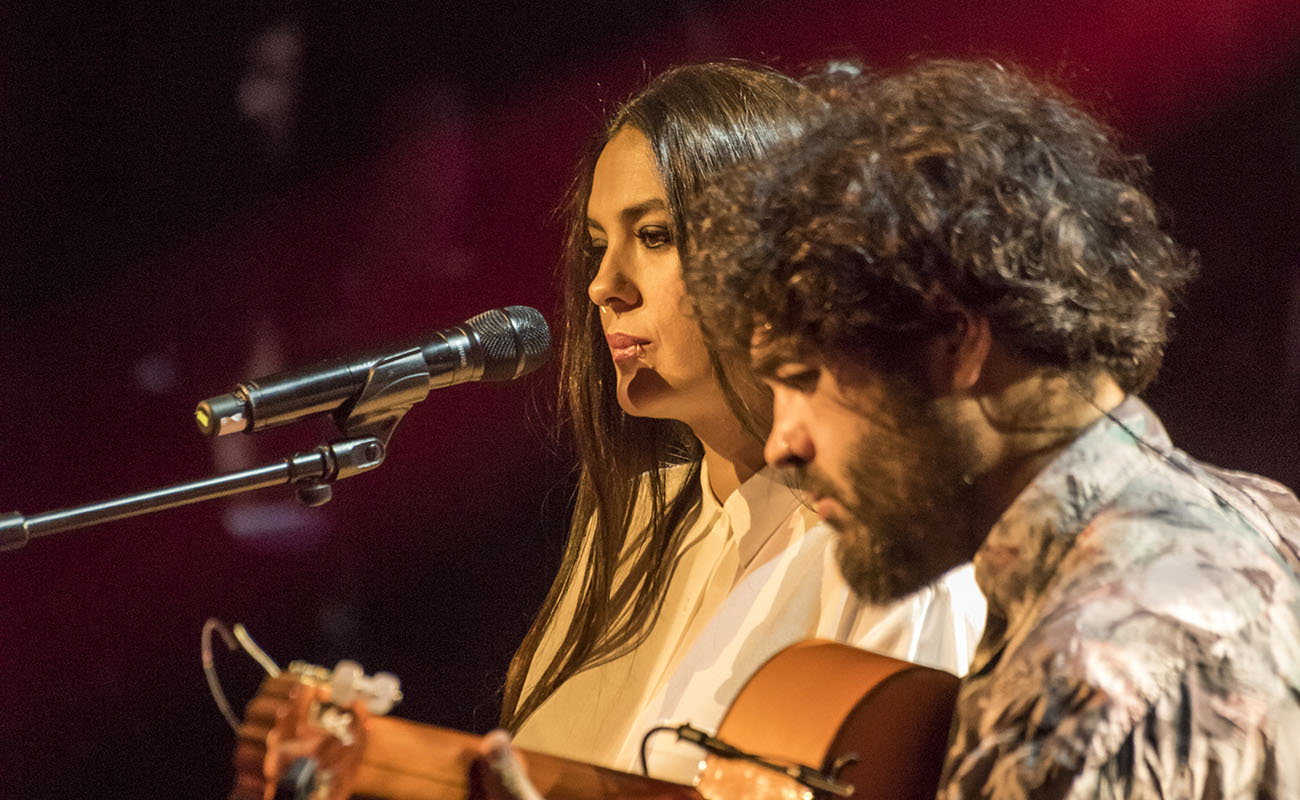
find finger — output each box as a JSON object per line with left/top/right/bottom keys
{"left": 480, "top": 729, "right": 546, "bottom": 800}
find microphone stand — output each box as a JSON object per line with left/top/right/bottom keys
{"left": 0, "top": 437, "right": 385, "bottom": 552}
{"left": 1, "top": 345, "right": 427, "bottom": 553}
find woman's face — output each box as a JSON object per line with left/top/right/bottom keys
{"left": 586, "top": 126, "right": 723, "bottom": 426}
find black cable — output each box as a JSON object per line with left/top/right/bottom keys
{"left": 638, "top": 725, "right": 678, "bottom": 777}
{"left": 671, "top": 722, "right": 854, "bottom": 797}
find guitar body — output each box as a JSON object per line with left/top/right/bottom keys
{"left": 232, "top": 641, "right": 957, "bottom": 800}
{"left": 698, "top": 640, "right": 959, "bottom": 800}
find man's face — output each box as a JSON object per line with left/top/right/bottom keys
{"left": 757, "top": 342, "right": 983, "bottom": 603}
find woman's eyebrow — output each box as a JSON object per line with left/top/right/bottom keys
{"left": 618, "top": 198, "right": 668, "bottom": 222}
{"left": 587, "top": 198, "right": 669, "bottom": 232}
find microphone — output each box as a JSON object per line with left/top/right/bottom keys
{"left": 195, "top": 305, "right": 550, "bottom": 437}
{"left": 672, "top": 723, "right": 854, "bottom": 797}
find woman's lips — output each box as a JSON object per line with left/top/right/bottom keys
{"left": 606, "top": 333, "right": 650, "bottom": 364}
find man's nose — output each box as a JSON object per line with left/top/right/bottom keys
{"left": 765, "top": 424, "right": 812, "bottom": 467}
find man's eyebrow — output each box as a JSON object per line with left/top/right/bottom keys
{"left": 751, "top": 346, "right": 796, "bottom": 379}
{"left": 586, "top": 198, "right": 669, "bottom": 232}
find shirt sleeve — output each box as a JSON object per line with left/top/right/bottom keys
{"left": 940, "top": 667, "right": 1111, "bottom": 800}
{"left": 945, "top": 688, "right": 1297, "bottom": 799}
{"left": 940, "top": 639, "right": 1296, "bottom": 800}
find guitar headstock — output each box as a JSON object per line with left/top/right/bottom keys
{"left": 231, "top": 661, "right": 401, "bottom": 800}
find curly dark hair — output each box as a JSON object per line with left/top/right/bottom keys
{"left": 686, "top": 59, "right": 1197, "bottom": 393}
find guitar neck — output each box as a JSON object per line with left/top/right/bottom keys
{"left": 234, "top": 641, "right": 954, "bottom": 800}
{"left": 351, "top": 716, "right": 701, "bottom": 800}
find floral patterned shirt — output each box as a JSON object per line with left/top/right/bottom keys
{"left": 939, "top": 397, "right": 1300, "bottom": 799}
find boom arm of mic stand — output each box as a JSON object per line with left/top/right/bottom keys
{"left": 0, "top": 437, "right": 386, "bottom": 553}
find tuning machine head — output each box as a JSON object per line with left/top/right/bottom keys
{"left": 327, "top": 659, "right": 403, "bottom": 716}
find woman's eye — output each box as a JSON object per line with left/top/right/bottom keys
{"left": 585, "top": 241, "right": 607, "bottom": 261}
{"left": 636, "top": 226, "right": 673, "bottom": 249}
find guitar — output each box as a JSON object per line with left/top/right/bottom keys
{"left": 231, "top": 640, "right": 958, "bottom": 800}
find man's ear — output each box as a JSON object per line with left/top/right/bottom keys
{"left": 923, "top": 295, "right": 991, "bottom": 394}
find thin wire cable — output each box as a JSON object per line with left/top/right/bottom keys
{"left": 638, "top": 725, "right": 677, "bottom": 776}
{"left": 1081, "top": 390, "right": 1240, "bottom": 512}
{"left": 202, "top": 618, "right": 282, "bottom": 733}
{"left": 202, "top": 619, "right": 242, "bottom": 732}
{"left": 233, "top": 623, "right": 281, "bottom": 678}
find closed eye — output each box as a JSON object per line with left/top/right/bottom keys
{"left": 773, "top": 367, "right": 821, "bottom": 393}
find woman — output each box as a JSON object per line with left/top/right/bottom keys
{"left": 501, "top": 62, "right": 985, "bottom": 784}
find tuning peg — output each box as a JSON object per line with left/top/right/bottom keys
{"left": 329, "top": 659, "right": 403, "bottom": 715}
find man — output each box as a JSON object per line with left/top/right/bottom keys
{"left": 682, "top": 60, "right": 1300, "bottom": 797}
{"left": 480, "top": 59, "right": 1300, "bottom": 797}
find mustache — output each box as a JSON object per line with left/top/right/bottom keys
{"left": 781, "top": 463, "right": 848, "bottom": 508}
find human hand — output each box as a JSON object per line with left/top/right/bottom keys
{"left": 477, "top": 729, "right": 546, "bottom": 800}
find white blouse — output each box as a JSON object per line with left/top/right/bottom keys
{"left": 512, "top": 461, "right": 986, "bottom": 785}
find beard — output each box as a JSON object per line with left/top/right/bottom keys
{"left": 798, "top": 387, "right": 985, "bottom": 604}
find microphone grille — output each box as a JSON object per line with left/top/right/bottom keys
{"left": 469, "top": 306, "right": 552, "bottom": 381}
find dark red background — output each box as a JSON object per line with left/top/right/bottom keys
{"left": 3, "top": 1, "right": 1299, "bottom": 796}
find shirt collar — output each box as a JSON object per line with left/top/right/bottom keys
{"left": 972, "top": 396, "right": 1169, "bottom": 651}
{"left": 699, "top": 458, "right": 806, "bottom": 557}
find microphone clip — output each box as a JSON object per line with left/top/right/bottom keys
{"left": 335, "top": 347, "right": 431, "bottom": 447}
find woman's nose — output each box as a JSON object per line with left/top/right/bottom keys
{"left": 587, "top": 248, "right": 640, "bottom": 311}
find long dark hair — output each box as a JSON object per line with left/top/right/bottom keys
{"left": 501, "top": 62, "right": 811, "bottom": 730}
